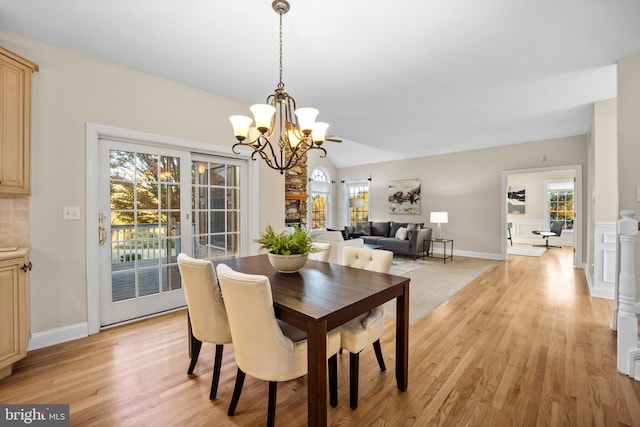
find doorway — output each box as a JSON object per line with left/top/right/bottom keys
{"left": 86, "top": 124, "right": 257, "bottom": 333}
{"left": 502, "top": 165, "right": 582, "bottom": 267}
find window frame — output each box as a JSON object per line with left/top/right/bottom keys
{"left": 544, "top": 180, "right": 574, "bottom": 232}
{"left": 345, "top": 181, "right": 370, "bottom": 224}
{"left": 309, "top": 167, "right": 331, "bottom": 230}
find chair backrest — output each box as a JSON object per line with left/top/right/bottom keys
{"left": 341, "top": 246, "right": 393, "bottom": 274}
{"left": 177, "top": 253, "right": 232, "bottom": 344}
{"left": 550, "top": 221, "right": 563, "bottom": 236}
{"left": 215, "top": 263, "right": 307, "bottom": 380}
{"left": 308, "top": 242, "right": 331, "bottom": 262}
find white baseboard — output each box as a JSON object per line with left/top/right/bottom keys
{"left": 27, "top": 322, "right": 89, "bottom": 351}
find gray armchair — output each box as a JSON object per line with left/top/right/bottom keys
{"left": 410, "top": 227, "right": 433, "bottom": 259}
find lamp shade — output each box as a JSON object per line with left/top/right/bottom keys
{"left": 295, "top": 107, "right": 319, "bottom": 133}
{"left": 311, "top": 122, "right": 329, "bottom": 143}
{"left": 430, "top": 211, "right": 448, "bottom": 224}
{"left": 350, "top": 197, "right": 365, "bottom": 208}
{"left": 250, "top": 104, "right": 276, "bottom": 132}
{"left": 229, "top": 115, "right": 253, "bottom": 140}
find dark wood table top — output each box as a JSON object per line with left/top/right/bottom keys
{"left": 216, "top": 254, "right": 409, "bottom": 330}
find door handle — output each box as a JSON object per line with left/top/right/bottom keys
{"left": 99, "top": 226, "right": 107, "bottom": 246}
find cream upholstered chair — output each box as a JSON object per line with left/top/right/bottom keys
{"left": 308, "top": 242, "right": 332, "bottom": 262}
{"left": 340, "top": 246, "right": 394, "bottom": 409}
{"left": 177, "top": 253, "right": 232, "bottom": 400}
{"left": 216, "top": 263, "right": 341, "bottom": 427}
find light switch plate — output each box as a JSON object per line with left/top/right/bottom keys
{"left": 63, "top": 206, "right": 81, "bottom": 220}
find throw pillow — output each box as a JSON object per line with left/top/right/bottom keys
{"left": 395, "top": 227, "right": 408, "bottom": 240}
{"left": 355, "top": 221, "right": 371, "bottom": 236}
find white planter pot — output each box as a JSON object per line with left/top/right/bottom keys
{"left": 267, "top": 253, "right": 308, "bottom": 273}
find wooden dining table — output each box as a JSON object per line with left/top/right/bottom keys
{"left": 215, "top": 254, "right": 410, "bottom": 427}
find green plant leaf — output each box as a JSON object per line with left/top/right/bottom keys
{"left": 255, "top": 225, "right": 320, "bottom": 256}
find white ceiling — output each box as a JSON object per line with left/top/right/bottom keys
{"left": 1, "top": 0, "right": 639, "bottom": 168}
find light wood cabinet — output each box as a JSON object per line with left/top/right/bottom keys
{"left": 0, "top": 46, "right": 38, "bottom": 195}
{"left": 0, "top": 253, "right": 30, "bottom": 380}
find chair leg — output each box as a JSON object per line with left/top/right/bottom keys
{"left": 267, "top": 381, "right": 278, "bottom": 427}
{"left": 209, "top": 344, "right": 224, "bottom": 400}
{"left": 373, "top": 339, "right": 386, "bottom": 372}
{"left": 228, "top": 368, "right": 246, "bottom": 416}
{"left": 349, "top": 351, "right": 360, "bottom": 409}
{"left": 187, "top": 338, "right": 202, "bottom": 374}
{"left": 328, "top": 354, "right": 338, "bottom": 408}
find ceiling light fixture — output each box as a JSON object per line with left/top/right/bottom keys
{"left": 229, "top": 0, "right": 329, "bottom": 175}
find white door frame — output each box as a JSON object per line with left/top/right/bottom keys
{"left": 501, "top": 164, "right": 583, "bottom": 268}
{"left": 86, "top": 123, "right": 260, "bottom": 335}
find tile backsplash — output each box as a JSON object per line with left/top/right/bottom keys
{"left": 0, "top": 196, "right": 30, "bottom": 247}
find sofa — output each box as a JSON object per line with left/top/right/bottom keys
{"left": 344, "top": 221, "right": 432, "bottom": 260}
{"left": 312, "top": 230, "right": 365, "bottom": 264}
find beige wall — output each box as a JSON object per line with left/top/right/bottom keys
{"left": 593, "top": 99, "right": 618, "bottom": 221}
{"left": 617, "top": 53, "right": 640, "bottom": 298}
{"left": 336, "top": 135, "right": 588, "bottom": 257}
{"left": 0, "top": 29, "right": 284, "bottom": 334}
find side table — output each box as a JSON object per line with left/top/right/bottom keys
{"left": 424, "top": 238, "right": 453, "bottom": 264}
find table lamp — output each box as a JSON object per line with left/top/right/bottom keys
{"left": 430, "top": 211, "right": 448, "bottom": 240}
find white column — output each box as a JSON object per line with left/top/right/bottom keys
{"left": 616, "top": 210, "right": 639, "bottom": 377}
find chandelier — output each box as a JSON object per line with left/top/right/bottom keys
{"left": 229, "top": 0, "right": 329, "bottom": 175}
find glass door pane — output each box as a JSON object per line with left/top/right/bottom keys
{"left": 191, "top": 160, "right": 241, "bottom": 260}
{"left": 109, "top": 150, "right": 182, "bottom": 302}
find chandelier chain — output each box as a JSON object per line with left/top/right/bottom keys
{"left": 278, "top": 10, "right": 283, "bottom": 86}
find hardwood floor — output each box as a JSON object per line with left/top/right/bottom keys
{"left": 1, "top": 247, "right": 639, "bottom": 426}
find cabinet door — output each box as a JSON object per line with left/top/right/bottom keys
{"left": 0, "top": 48, "right": 35, "bottom": 195}
{"left": 0, "top": 257, "right": 28, "bottom": 377}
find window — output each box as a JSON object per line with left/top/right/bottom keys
{"left": 346, "top": 182, "right": 369, "bottom": 224}
{"left": 309, "top": 168, "right": 331, "bottom": 230}
{"left": 547, "top": 181, "right": 574, "bottom": 230}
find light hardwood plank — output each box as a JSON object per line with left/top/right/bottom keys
{"left": 1, "top": 247, "right": 639, "bottom": 426}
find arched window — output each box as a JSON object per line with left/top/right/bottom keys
{"left": 309, "top": 167, "right": 331, "bottom": 229}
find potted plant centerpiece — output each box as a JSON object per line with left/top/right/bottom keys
{"left": 256, "top": 225, "right": 320, "bottom": 273}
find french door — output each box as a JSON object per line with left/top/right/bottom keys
{"left": 98, "top": 138, "right": 246, "bottom": 326}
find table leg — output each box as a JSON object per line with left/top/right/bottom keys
{"left": 395, "top": 282, "right": 409, "bottom": 391}
{"left": 307, "top": 320, "right": 328, "bottom": 426}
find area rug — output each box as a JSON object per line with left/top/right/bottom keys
{"left": 507, "top": 245, "right": 546, "bottom": 257}
{"left": 390, "top": 256, "right": 433, "bottom": 276}
{"left": 384, "top": 256, "right": 499, "bottom": 325}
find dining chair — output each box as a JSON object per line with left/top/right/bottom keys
{"left": 339, "top": 246, "right": 394, "bottom": 409}
{"left": 177, "top": 253, "right": 232, "bottom": 400}
{"left": 308, "top": 242, "right": 332, "bottom": 262}
{"left": 216, "top": 263, "right": 341, "bottom": 427}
